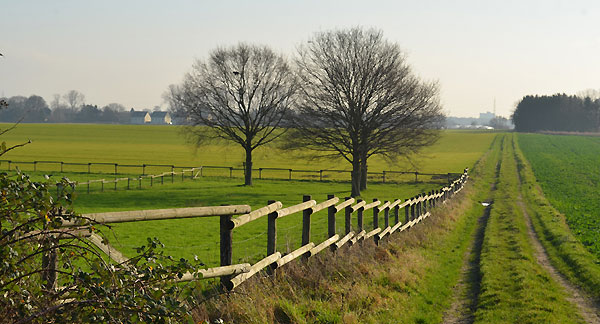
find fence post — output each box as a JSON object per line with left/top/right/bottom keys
{"left": 142, "top": 164, "right": 146, "bottom": 176}
{"left": 410, "top": 197, "right": 416, "bottom": 221}
{"left": 41, "top": 236, "right": 58, "bottom": 292}
{"left": 327, "top": 194, "right": 336, "bottom": 239}
{"left": 373, "top": 198, "right": 380, "bottom": 245}
{"left": 127, "top": 178, "right": 130, "bottom": 190}
{"left": 87, "top": 182, "right": 90, "bottom": 194}
{"left": 161, "top": 175, "right": 163, "bottom": 185}
{"left": 384, "top": 201, "right": 390, "bottom": 228}
{"left": 181, "top": 171, "right": 184, "bottom": 182}
{"left": 267, "top": 199, "right": 277, "bottom": 256}
{"left": 101, "top": 180, "right": 104, "bottom": 192}
{"left": 220, "top": 213, "right": 233, "bottom": 287}
{"left": 114, "top": 179, "right": 117, "bottom": 190}
{"left": 150, "top": 176, "right": 153, "bottom": 187}
{"left": 60, "top": 161, "right": 63, "bottom": 173}
{"left": 171, "top": 171, "right": 174, "bottom": 183}
{"left": 114, "top": 163, "right": 118, "bottom": 175}
{"left": 405, "top": 198, "right": 410, "bottom": 224}
{"left": 357, "top": 199, "right": 364, "bottom": 232}
{"left": 302, "top": 195, "right": 312, "bottom": 247}
{"left": 344, "top": 197, "right": 352, "bottom": 234}
{"left": 288, "top": 169, "right": 292, "bottom": 180}
{"left": 382, "top": 171, "right": 386, "bottom": 183}
{"left": 259, "top": 168, "right": 262, "bottom": 180}
{"left": 320, "top": 170, "right": 323, "bottom": 181}
{"left": 394, "top": 205, "right": 399, "bottom": 225}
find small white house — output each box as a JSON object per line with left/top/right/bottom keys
{"left": 130, "top": 109, "right": 151, "bottom": 124}
{"left": 150, "top": 111, "right": 172, "bottom": 125}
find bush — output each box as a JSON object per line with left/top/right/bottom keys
{"left": 0, "top": 171, "right": 201, "bottom": 323}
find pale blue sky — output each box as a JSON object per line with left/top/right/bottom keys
{"left": 1, "top": 0, "right": 598, "bottom": 117}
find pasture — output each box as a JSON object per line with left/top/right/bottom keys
{"left": 518, "top": 133, "right": 600, "bottom": 257}
{"left": 1, "top": 123, "right": 497, "bottom": 266}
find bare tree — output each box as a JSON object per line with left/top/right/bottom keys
{"left": 287, "top": 27, "right": 444, "bottom": 197}
{"left": 63, "top": 90, "right": 85, "bottom": 111}
{"left": 167, "top": 43, "right": 297, "bottom": 185}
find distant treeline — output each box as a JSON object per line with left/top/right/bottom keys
{"left": 512, "top": 94, "right": 600, "bottom": 133}
{"left": 0, "top": 91, "right": 143, "bottom": 124}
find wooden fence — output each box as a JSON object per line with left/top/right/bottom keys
{"left": 47, "top": 169, "right": 469, "bottom": 290}
{"left": 0, "top": 159, "right": 462, "bottom": 185}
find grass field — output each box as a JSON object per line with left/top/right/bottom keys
{"left": 1, "top": 124, "right": 497, "bottom": 267}
{"left": 1, "top": 123, "right": 496, "bottom": 176}
{"left": 518, "top": 133, "right": 600, "bottom": 258}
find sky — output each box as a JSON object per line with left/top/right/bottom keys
{"left": 1, "top": 0, "right": 599, "bottom": 117}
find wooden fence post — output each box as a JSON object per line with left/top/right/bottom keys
{"left": 357, "top": 199, "right": 364, "bottom": 232}
{"left": 373, "top": 198, "right": 380, "bottom": 245}
{"left": 87, "top": 181, "right": 90, "bottom": 194}
{"left": 410, "top": 197, "right": 416, "bottom": 221}
{"left": 114, "top": 163, "right": 118, "bottom": 175}
{"left": 267, "top": 200, "right": 277, "bottom": 256}
{"left": 302, "top": 195, "right": 312, "bottom": 246}
{"left": 41, "top": 236, "right": 58, "bottom": 292}
{"left": 220, "top": 213, "right": 233, "bottom": 287}
{"left": 288, "top": 169, "right": 292, "bottom": 180}
{"left": 259, "top": 168, "right": 262, "bottom": 179}
{"left": 101, "top": 181, "right": 104, "bottom": 192}
{"left": 229, "top": 167, "right": 233, "bottom": 178}
{"left": 382, "top": 171, "right": 386, "bottom": 183}
{"left": 127, "top": 178, "right": 130, "bottom": 190}
{"left": 414, "top": 171, "right": 418, "bottom": 183}
{"left": 344, "top": 197, "right": 352, "bottom": 234}
{"left": 405, "top": 198, "right": 410, "bottom": 223}
{"left": 150, "top": 176, "right": 153, "bottom": 187}
{"left": 384, "top": 201, "right": 390, "bottom": 228}
{"left": 142, "top": 164, "right": 146, "bottom": 176}
{"left": 319, "top": 170, "right": 323, "bottom": 181}
{"left": 161, "top": 175, "right": 164, "bottom": 185}
{"left": 327, "top": 194, "right": 336, "bottom": 238}
{"left": 60, "top": 161, "right": 63, "bottom": 172}
{"left": 394, "top": 205, "right": 399, "bottom": 225}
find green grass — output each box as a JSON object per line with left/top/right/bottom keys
{"left": 0, "top": 124, "right": 496, "bottom": 267}
{"left": 518, "top": 133, "right": 600, "bottom": 258}
{"left": 1, "top": 123, "right": 496, "bottom": 176}
{"left": 514, "top": 135, "right": 600, "bottom": 300}
{"left": 474, "top": 134, "right": 583, "bottom": 324}
{"left": 195, "top": 133, "right": 503, "bottom": 323}
{"left": 71, "top": 176, "right": 450, "bottom": 267}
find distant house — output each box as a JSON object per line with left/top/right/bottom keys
{"left": 130, "top": 109, "right": 151, "bottom": 124}
{"left": 150, "top": 111, "right": 172, "bottom": 125}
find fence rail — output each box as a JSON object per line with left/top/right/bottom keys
{"left": 0, "top": 159, "right": 462, "bottom": 186}
{"left": 43, "top": 168, "right": 469, "bottom": 291}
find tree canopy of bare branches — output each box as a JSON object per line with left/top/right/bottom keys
{"left": 167, "top": 43, "right": 296, "bottom": 185}
{"left": 287, "top": 27, "right": 444, "bottom": 197}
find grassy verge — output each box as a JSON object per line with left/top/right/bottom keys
{"left": 190, "top": 135, "right": 502, "bottom": 323}
{"left": 474, "top": 134, "right": 583, "bottom": 323}
{"left": 514, "top": 135, "right": 600, "bottom": 300}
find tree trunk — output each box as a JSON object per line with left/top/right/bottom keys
{"left": 351, "top": 157, "right": 361, "bottom": 197}
{"left": 360, "top": 157, "right": 368, "bottom": 191}
{"left": 244, "top": 147, "right": 253, "bottom": 186}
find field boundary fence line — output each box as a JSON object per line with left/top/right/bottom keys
{"left": 44, "top": 169, "right": 469, "bottom": 291}
{"left": 0, "top": 159, "right": 463, "bottom": 194}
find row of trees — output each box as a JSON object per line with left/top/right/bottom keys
{"left": 168, "top": 27, "right": 445, "bottom": 197}
{"left": 512, "top": 93, "right": 600, "bottom": 133}
{"left": 0, "top": 90, "right": 133, "bottom": 124}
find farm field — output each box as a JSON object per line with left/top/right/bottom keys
{"left": 518, "top": 133, "right": 600, "bottom": 257}
{"left": 1, "top": 123, "right": 496, "bottom": 176}
{"left": 0, "top": 124, "right": 497, "bottom": 267}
